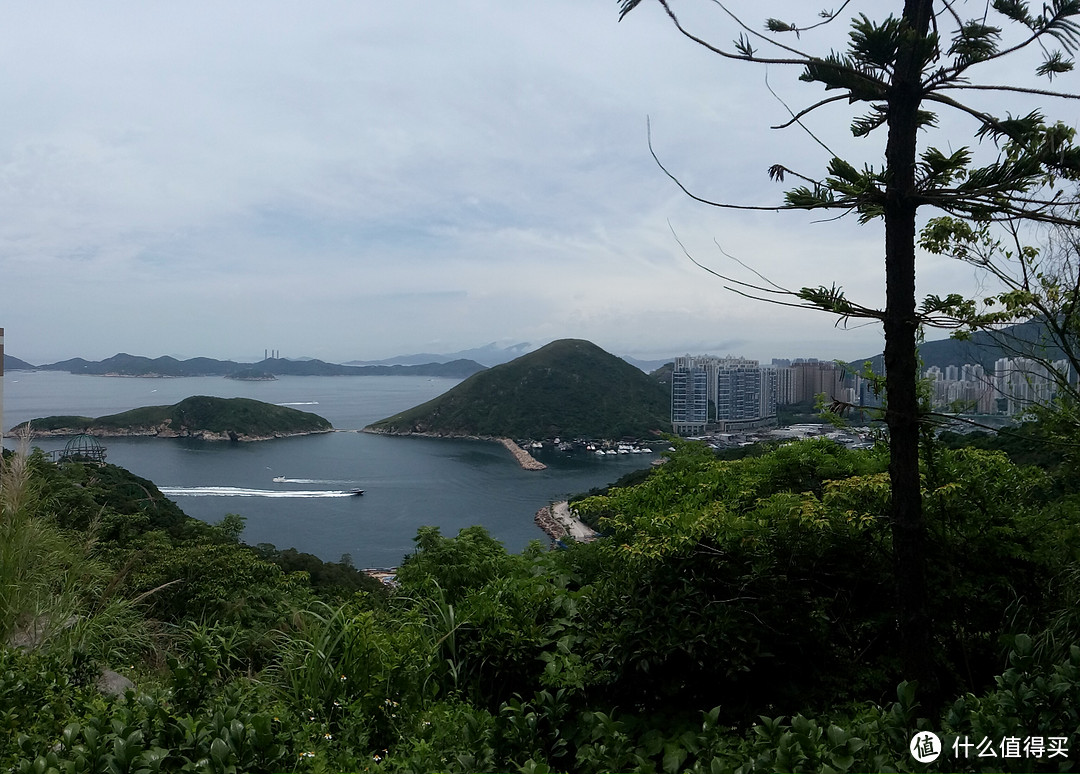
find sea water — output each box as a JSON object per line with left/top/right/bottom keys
{"left": 2, "top": 371, "right": 658, "bottom": 567}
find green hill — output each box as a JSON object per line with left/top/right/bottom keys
{"left": 3, "top": 354, "right": 36, "bottom": 371}
{"left": 14, "top": 395, "right": 332, "bottom": 441}
{"left": 365, "top": 339, "right": 671, "bottom": 440}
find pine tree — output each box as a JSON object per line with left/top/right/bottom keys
{"left": 618, "top": 0, "right": 1080, "bottom": 693}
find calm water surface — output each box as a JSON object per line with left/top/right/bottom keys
{"left": 3, "top": 371, "right": 658, "bottom": 566}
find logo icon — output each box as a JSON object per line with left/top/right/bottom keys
{"left": 910, "top": 731, "right": 942, "bottom": 763}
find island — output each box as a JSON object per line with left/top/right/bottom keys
{"left": 11, "top": 395, "right": 333, "bottom": 441}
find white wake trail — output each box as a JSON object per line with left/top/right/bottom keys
{"left": 160, "top": 486, "right": 357, "bottom": 498}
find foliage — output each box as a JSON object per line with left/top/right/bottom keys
{"left": 937, "top": 423, "right": 1066, "bottom": 472}
{"left": 574, "top": 440, "right": 1072, "bottom": 712}
{"left": 4, "top": 439, "right": 1080, "bottom": 772}
{"left": 397, "top": 525, "right": 523, "bottom": 606}
{"left": 255, "top": 544, "right": 390, "bottom": 602}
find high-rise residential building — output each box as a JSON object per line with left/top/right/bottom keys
{"left": 791, "top": 361, "right": 845, "bottom": 404}
{"left": 774, "top": 366, "right": 798, "bottom": 405}
{"left": 670, "top": 354, "right": 778, "bottom": 433}
{"left": 760, "top": 366, "right": 779, "bottom": 420}
{"left": 716, "top": 362, "right": 760, "bottom": 420}
{"left": 923, "top": 358, "right": 1070, "bottom": 414}
{"left": 671, "top": 355, "right": 709, "bottom": 435}
{"left": 994, "top": 356, "right": 1072, "bottom": 415}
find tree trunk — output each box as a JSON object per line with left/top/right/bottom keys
{"left": 883, "top": 0, "right": 936, "bottom": 696}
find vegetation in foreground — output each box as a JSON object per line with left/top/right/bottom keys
{"left": 3, "top": 428, "right": 1080, "bottom": 773}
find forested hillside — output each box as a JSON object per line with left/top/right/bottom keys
{"left": 13, "top": 395, "right": 332, "bottom": 440}
{"left": 366, "top": 339, "right": 670, "bottom": 440}
{"left": 3, "top": 431, "right": 1079, "bottom": 772}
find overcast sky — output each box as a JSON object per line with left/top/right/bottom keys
{"left": 2, "top": 2, "right": 1076, "bottom": 365}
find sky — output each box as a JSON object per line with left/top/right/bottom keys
{"left": 2, "top": 2, "right": 1077, "bottom": 366}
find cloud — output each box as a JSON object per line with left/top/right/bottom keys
{"left": 0, "top": 1, "right": 1029, "bottom": 365}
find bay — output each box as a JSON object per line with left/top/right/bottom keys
{"left": 2, "top": 371, "right": 659, "bottom": 567}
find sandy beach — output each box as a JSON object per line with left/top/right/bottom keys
{"left": 535, "top": 500, "right": 598, "bottom": 542}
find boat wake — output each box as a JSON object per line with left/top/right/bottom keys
{"left": 160, "top": 486, "right": 358, "bottom": 498}
{"left": 273, "top": 477, "right": 356, "bottom": 484}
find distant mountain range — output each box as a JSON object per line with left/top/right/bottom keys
{"left": 4, "top": 343, "right": 669, "bottom": 375}
{"left": 346, "top": 341, "right": 671, "bottom": 372}
{"left": 5, "top": 353, "right": 485, "bottom": 379}
{"left": 346, "top": 341, "right": 536, "bottom": 368}
{"left": 365, "top": 338, "right": 671, "bottom": 440}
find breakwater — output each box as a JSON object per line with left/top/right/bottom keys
{"left": 364, "top": 428, "right": 546, "bottom": 471}
{"left": 499, "top": 438, "right": 547, "bottom": 470}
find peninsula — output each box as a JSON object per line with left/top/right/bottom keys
{"left": 12, "top": 395, "right": 333, "bottom": 441}
{"left": 363, "top": 339, "right": 670, "bottom": 469}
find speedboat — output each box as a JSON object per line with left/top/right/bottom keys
{"left": 272, "top": 476, "right": 286, "bottom": 483}
{"left": 349, "top": 488, "right": 365, "bottom": 496}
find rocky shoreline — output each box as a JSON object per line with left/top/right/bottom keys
{"left": 21, "top": 425, "right": 334, "bottom": 442}
{"left": 534, "top": 500, "right": 599, "bottom": 543}
{"left": 362, "top": 427, "right": 546, "bottom": 470}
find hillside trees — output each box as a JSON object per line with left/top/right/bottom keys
{"left": 617, "top": 0, "right": 1080, "bottom": 692}
{"left": 7, "top": 441, "right": 1080, "bottom": 770}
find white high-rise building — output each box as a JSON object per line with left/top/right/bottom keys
{"left": 671, "top": 354, "right": 777, "bottom": 433}
{"left": 994, "top": 356, "right": 1072, "bottom": 415}
{"left": 671, "top": 356, "right": 709, "bottom": 435}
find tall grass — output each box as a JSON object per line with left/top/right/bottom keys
{"left": 0, "top": 438, "right": 73, "bottom": 644}
{"left": 0, "top": 441, "right": 152, "bottom": 665}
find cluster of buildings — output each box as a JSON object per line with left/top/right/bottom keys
{"left": 925, "top": 357, "right": 1073, "bottom": 415}
{"left": 670, "top": 355, "right": 873, "bottom": 435}
{"left": 671, "top": 351, "right": 1074, "bottom": 436}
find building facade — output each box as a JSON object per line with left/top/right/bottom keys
{"left": 671, "top": 354, "right": 778, "bottom": 434}
{"left": 671, "top": 356, "right": 709, "bottom": 435}
{"left": 922, "top": 357, "right": 1073, "bottom": 415}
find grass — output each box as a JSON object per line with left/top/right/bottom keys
{"left": 0, "top": 440, "right": 152, "bottom": 663}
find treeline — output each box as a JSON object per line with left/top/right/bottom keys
{"left": 1, "top": 433, "right": 1079, "bottom": 772}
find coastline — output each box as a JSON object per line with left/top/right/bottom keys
{"left": 16, "top": 426, "right": 335, "bottom": 442}
{"left": 362, "top": 427, "right": 547, "bottom": 470}
{"left": 534, "top": 500, "right": 598, "bottom": 543}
